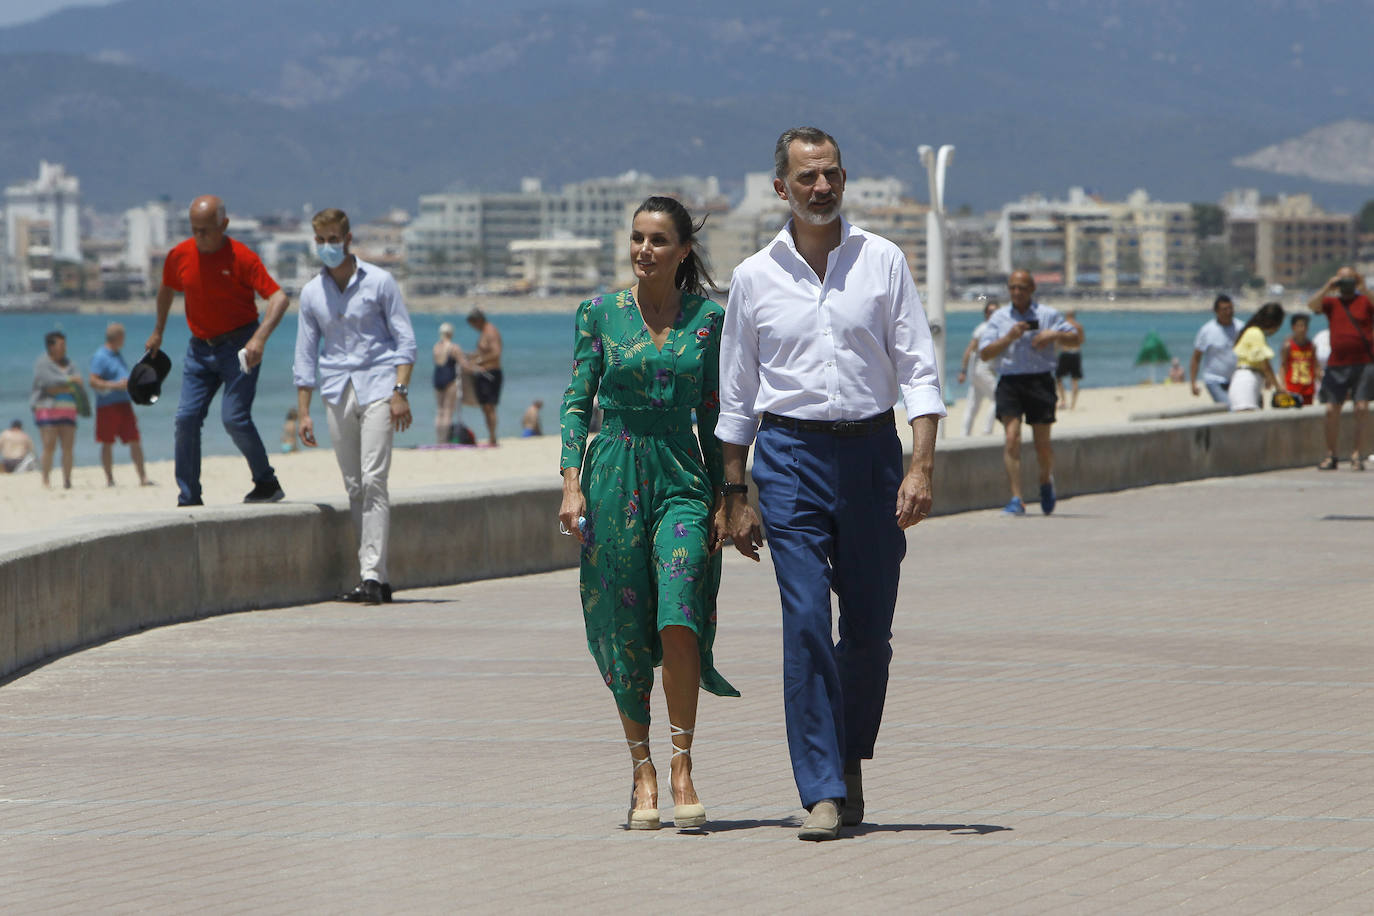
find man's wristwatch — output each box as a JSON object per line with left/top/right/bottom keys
{"left": 392, "top": 384, "right": 409, "bottom": 398}
{"left": 720, "top": 483, "right": 748, "bottom": 496}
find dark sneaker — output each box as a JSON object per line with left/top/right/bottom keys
{"left": 381, "top": 583, "right": 393, "bottom": 603}
{"left": 178, "top": 499, "right": 204, "bottom": 507}
{"left": 341, "top": 580, "right": 384, "bottom": 605}
{"left": 842, "top": 761, "right": 864, "bottom": 827}
{"left": 1040, "top": 479, "right": 1056, "bottom": 515}
{"left": 244, "top": 477, "right": 285, "bottom": 503}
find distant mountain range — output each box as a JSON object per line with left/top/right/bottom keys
{"left": 3, "top": 0, "right": 1374, "bottom": 218}
{"left": 1234, "top": 120, "right": 1374, "bottom": 186}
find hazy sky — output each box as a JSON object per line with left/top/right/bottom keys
{"left": 0, "top": 0, "right": 112, "bottom": 28}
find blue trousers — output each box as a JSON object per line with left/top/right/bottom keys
{"left": 752, "top": 421, "right": 907, "bottom": 808}
{"left": 174, "top": 323, "right": 274, "bottom": 505}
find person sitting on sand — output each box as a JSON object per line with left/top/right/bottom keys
{"left": 1, "top": 420, "right": 38, "bottom": 474}
{"left": 521, "top": 399, "right": 544, "bottom": 437}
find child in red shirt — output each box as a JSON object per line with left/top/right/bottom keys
{"left": 1282, "top": 313, "right": 1317, "bottom": 405}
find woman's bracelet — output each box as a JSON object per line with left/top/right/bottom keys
{"left": 720, "top": 483, "right": 748, "bottom": 496}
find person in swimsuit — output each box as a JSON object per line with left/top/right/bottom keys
{"left": 466, "top": 308, "right": 503, "bottom": 445}
{"left": 1054, "top": 309, "right": 1085, "bottom": 410}
{"left": 432, "top": 322, "right": 467, "bottom": 443}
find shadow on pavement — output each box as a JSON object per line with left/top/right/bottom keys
{"left": 847, "top": 822, "right": 1012, "bottom": 836}
{"left": 676, "top": 819, "right": 1012, "bottom": 837}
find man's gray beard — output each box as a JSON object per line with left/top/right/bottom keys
{"left": 789, "top": 197, "right": 840, "bottom": 227}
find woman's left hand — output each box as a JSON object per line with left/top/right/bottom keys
{"left": 709, "top": 494, "right": 728, "bottom": 554}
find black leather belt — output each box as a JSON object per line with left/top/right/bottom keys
{"left": 193, "top": 321, "right": 257, "bottom": 348}
{"left": 762, "top": 408, "right": 894, "bottom": 437}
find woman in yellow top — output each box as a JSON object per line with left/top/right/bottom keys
{"left": 1228, "top": 302, "right": 1286, "bottom": 412}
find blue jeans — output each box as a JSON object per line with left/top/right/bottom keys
{"left": 174, "top": 323, "right": 274, "bottom": 505}
{"left": 752, "top": 421, "right": 907, "bottom": 808}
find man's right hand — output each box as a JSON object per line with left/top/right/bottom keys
{"left": 1190, "top": 382, "right": 1200, "bottom": 397}
{"left": 726, "top": 497, "right": 765, "bottom": 562}
{"left": 298, "top": 415, "right": 317, "bottom": 448}
{"left": 145, "top": 329, "right": 163, "bottom": 353}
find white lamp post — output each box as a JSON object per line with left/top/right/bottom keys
{"left": 918, "top": 143, "right": 954, "bottom": 421}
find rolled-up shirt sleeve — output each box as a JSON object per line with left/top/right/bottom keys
{"left": 292, "top": 290, "right": 321, "bottom": 390}
{"left": 715, "top": 278, "right": 763, "bottom": 445}
{"left": 889, "top": 256, "right": 947, "bottom": 420}
{"left": 979, "top": 314, "right": 1001, "bottom": 351}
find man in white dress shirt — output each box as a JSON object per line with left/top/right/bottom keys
{"left": 718, "top": 127, "right": 945, "bottom": 841}
{"left": 293, "top": 208, "right": 417, "bottom": 605}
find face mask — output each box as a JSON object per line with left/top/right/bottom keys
{"left": 316, "top": 242, "right": 346, "bottom": 268}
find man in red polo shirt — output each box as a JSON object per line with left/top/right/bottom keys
{"left": 147, "top": 194, "right": 291, "bottom": 505}
{"left": 1309, "top": 266, "right": 1374, "bottom": 471}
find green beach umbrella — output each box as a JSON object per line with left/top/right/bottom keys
{"left": 1135, "top": 331, "right": 1171, "bottom": 383}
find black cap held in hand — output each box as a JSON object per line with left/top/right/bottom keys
{"left": 128, "top": 349, "right": 172, "bottom": 405}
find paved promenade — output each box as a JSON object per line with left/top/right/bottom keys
{"left": 2, "top": 467, "right": 1372, "bottom": 913}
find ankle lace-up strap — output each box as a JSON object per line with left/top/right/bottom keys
{"left": 626, "top": 737, "right": 653, "bottom": 771}
{"left": 669, "top": 723, "right": 694, "bottom": 759}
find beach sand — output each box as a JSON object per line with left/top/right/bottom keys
{"left": 2, "top": 381, "right": 1221, "bottom": 536}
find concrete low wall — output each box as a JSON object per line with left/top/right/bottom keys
{"left": 0, "top": 405, "right": 1341, "bottom": 682}
{"left": 0, "top": 480, "right": 580, "bottom": 681}
{"left": 934, "top": 406, "right": 1333, "bottom": 516}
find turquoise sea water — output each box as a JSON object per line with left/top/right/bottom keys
{"left": 1, "top": 305, "right": 1237, "bottom": 469}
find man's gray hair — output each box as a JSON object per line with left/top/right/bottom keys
{"left": 774, "top": 127, "right": 843, "bottom": 179}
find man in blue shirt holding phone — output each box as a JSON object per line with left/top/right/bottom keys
{"left": 979, "top": 270, "right": 1082, "bottom": 515}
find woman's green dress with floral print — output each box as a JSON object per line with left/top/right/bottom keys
{"left": 560, "top": 288, "right": 740, "bottom": 723}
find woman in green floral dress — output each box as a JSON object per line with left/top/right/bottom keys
{"left": 559, "top": 196, "right": 739, "bottom": 831}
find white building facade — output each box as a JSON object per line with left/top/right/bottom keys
{"left": 4, "top": 161, "right": 82, "bottom": 294}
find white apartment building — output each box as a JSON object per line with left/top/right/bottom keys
{"left": 122, "top": 201, "right": 169, "bottom": 291}
{"left": 4, "top": 161, "right": 82, "bottom": 294}
{"left": 509, "top": 237, "right": 601, "bottom": 294}
{"left": 403, "top": 172, "right": 719, "bottom": 295}
{"left": 0, "top": 218, "right": 12, "bottom": 296}
{"left": 946, "top": 214, "right": 1002, "bottom": 290}
{"left": 1222, "top": 191, "right": 1354, "bottom": 288}
{"left": 998, "top": 188, "right": 1195, "bottom": 291}
{"left": 845, "top": 177, "right": 904, "bottom": 211}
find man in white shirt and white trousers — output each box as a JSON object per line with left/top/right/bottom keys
{"left": 293, "top": 207, "right": 417, "bottom": 605}
{"left": 718, "top": 127, "right": 945, "bottom": 841}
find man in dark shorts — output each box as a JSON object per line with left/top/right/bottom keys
{"left": 466, "top": 307, "right": 503, "bottom": 445}
{"left": 979, "top": 270, "right": 1083, "bottom": 515}
{"left": 1054, "top": 308, "right": 1084, "bottom": 410}
{"left": 1309, "top": 266, "right": 1374, "bottom": 470}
